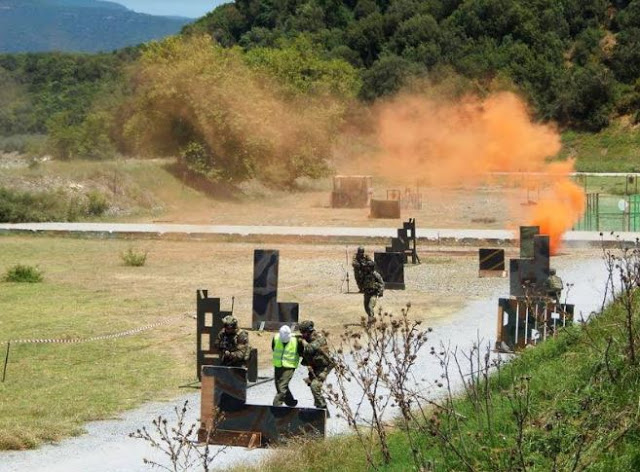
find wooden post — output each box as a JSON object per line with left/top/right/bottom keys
{"left": 2, "top": 342, "right": 10, "bottom": 383}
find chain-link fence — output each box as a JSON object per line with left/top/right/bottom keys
{"left": 574, "top": 193, "right": 640, "bottom": 232}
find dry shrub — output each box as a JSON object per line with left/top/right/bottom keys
{"left": 119, "top": 35, "right": 344, "bottom": 186}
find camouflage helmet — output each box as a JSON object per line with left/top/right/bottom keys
{"left": 357, "top": 246, "right": 365, "bottom": 255}
{"left": 549, "top": 268, "right": 556, "bottom": 275}
{"left": 222, "top": 315, "right": 238, "bottom": 328}
{"left": 298, "top": 320, "right": 314, "bottom": 333}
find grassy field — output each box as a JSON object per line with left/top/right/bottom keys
{"left": 0, "top": 237, "right": 195, "bottom": 449}
{"left": 0, "top": 235, "right": 481, "bottom": 451}
{"left": 560, "top": 123, "right": 640, "bottom": 172}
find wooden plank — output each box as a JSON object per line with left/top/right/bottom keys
{"left": 200, "top": 429, "right": 262, "bottom": 447}
{"left": 479, "top": 270, "right": 507, "bottom": 278}
{"left": 200, "top": 367, "right": 215, "bottom": 432}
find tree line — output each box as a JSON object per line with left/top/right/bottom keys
{"left": 188, "top": 0, "right": 640, "bottom": 131}
{"left": 1, "top": 0, "right": 640, "bottom": 185}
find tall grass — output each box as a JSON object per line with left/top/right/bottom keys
{"left": 0, "top": 187, "right": 109, "bottom": 222}
{"left": 560, "top": 125, "right": 640, "bottom": 172}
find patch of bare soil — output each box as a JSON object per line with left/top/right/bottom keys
{"left": 156, "top": 183, "right": 541, "bottom": 230}
{"left": 0, "top": 152, "right": 549, "bottom": 230}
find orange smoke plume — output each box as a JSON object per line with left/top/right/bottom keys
{"left": 374, "top": 91, "right": 561, "bottom": 184}
{"left": 529, "top": 176, "right": 586, "bottom": 254}
{"left": 372, "top": 91, "right": 585, "bottom": 252}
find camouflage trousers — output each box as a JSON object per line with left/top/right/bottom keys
{"left": 273, "top": 367, "right": 297, "bottom": 407}
{"left": 309, "top": 367, "right": 331, "bottom": 409}
{"left": 363, "top": 291, "right": 379, "bottom": 319}
{"left": 547, "top": 290, "right": 561, "bottom": 303}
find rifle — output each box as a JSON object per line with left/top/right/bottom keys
{"left": 304, "top": 366, "right": 316, "bottom": 386}
{"left": 219, "top": 335, "right": 234, "bottom": 359}
{"left": 345, "top": 246, "right": 350, "bottom": 293}
{"left": 339, "top": 246, "right": 351, "bottom": 293}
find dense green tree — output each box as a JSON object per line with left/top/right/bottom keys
{"left": 7, "top": 0, "right": 640, "bottom": 151}
{"left": 158, "top": 0, "right": 640, "bottom": 130}
{"left": 185, "top": 4, "right": 248, "bottom": 46}
{"left": 556, "top": 64, "right": 615, "bottom": 130}
{"left": 47, "top": 110, "right": 115, "bottom": 160}
{"left": 388, "top": 14, "right": 440, "bottom": 66}
{"left": 610, "top": 27, "right": 640, "bottom": 83}
{"left": 0, "top": 52, "right": 126, "bottom": 136}
{"left": 360, "top": 54, "right": 424, "bottom": 100}
{"left": 347, "top": 12, "right": 385, "bottom": 66}
{"left": 244, "top": 36, "right": 361, "bottom": 97}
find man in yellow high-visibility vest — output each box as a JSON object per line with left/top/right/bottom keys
{"left": 272, "top": 325, "right": 303, "bottom": 407}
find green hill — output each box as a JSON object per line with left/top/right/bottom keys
{"left": 187, "top": 0, "right": 640, "bottom": 132}
{"left": 3, "top": 0, "right": 640, "bottom": 186}
{"left": 0, "top": 0, "right": 189, "bottom": 53}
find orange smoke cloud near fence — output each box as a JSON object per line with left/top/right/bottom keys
{"left": 373, "top": 91, "right": 585, "bottom": 252}
{"left": 530, "top": 180, "right": 586, "bottom": 254}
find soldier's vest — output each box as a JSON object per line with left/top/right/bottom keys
{"left": 219, "top": 332, "right": 237, "bottom": 350}
{"left": 548, "top": 275, "right": 563, "bottom": 291}
{"left": 363, "top": 270, "right": 382, "bottom": 291}
{"left": 305, "top": 333, "right": 333, "bottom": 370}
{"left": 273, "top": 334, "right": 300, "bottom": 368}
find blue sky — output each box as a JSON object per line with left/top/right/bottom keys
{"left": 115, "top": 0, "right": 221, "bottom": 18}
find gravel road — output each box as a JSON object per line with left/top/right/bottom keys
{"left": 0, "top": 254, "right": 610, "bottom": 472}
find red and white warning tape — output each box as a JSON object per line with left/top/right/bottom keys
{"left": 4, "top": 318, "right": 178, "bottom": 345}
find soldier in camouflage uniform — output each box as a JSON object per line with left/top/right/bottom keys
{"left": 216, "top": 315, "right": 251, "bottom": 368}
{"left": 299, "top": 320, "right": 334, "bottom": 411}
{"left": 352, "top": 246, "right": 373, "bottom": 293}
{"left": 543, "top": 268, "right": 564, "bottom": 303}
{"left": 362, "top": 260, "right": 384, "bottom": 319}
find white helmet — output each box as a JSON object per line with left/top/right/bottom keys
{"left": 279, "top": 325, "right": 292, "bottom": 343}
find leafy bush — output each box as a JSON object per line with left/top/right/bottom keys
{"left": 47, "top": 111, "right": 116, "bottom": 160}
{"left": 0, "top": 187, "right": 112, "bottom": 222}
{"left": 3, "top": 264, "right": 43, "bottom": 283}
{"left": 0, "top": 134, "right": 47, "bottom": 154}
{"left": 179, "top": 141, "right": 218, "bottom": 180}
{"left": 86, "top": 190, "right": 109, "bottom": 216}
{"left": 121, "top": 248, "right": 148, "bottom": 267}
{"left": 0, "top": 187, "right": 69, "bottom": 222}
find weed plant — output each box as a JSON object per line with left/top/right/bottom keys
{"left": 130, "top": 400, "right": 226, "bottom": 472}
{"left": 3, "top": 264, "right": 43, "bottom": 283}
{"left": 121, "top": 248, "right": 147, "bottom": 267}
